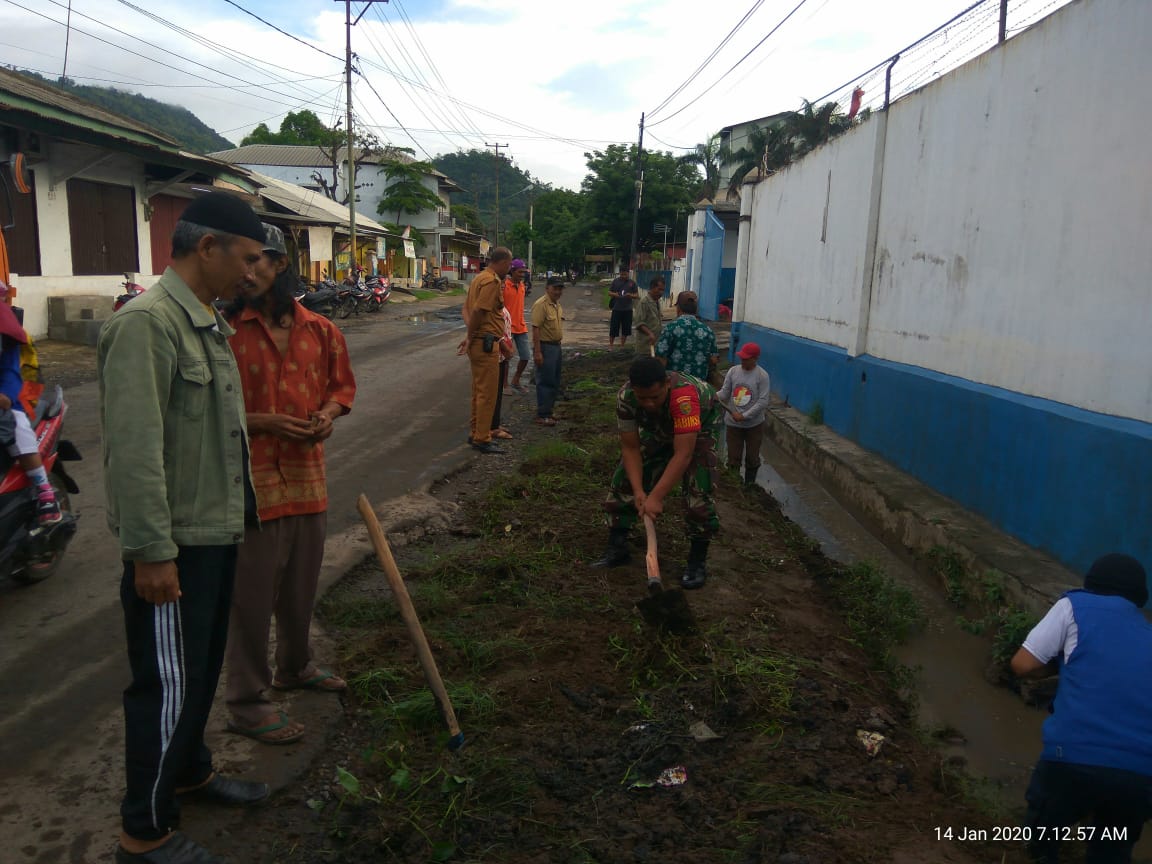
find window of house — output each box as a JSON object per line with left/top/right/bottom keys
{"left": 67, "top": 179, "right": 139, "bottom": 275}
{"left": 441, "top": 251, "right": 457, "bottom": 268}
{"left": 0, "top": 164, "right": 41, "bottom": 276}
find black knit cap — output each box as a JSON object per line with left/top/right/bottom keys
{"left": 181, "top": 191, "right": 265, "bottom": 244}
{"left": 1084, "top": 553, "right": 1148, "bottom": 608}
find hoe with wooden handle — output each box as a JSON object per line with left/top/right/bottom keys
{"left": 635, "top": 513, "right": 696, "bottom": 634}
{"left": 357, "top": 494, "right": 465, "bottom": 752}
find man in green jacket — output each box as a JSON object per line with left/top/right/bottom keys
{"left": 99, "top": 192, "right": 270, "bottom": 864}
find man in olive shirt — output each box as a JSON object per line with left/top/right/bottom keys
{"left": 633, "top": 275, "right": 665, "bottom": 355}
{"left": 460, "top": 247, "right": 513, "bottom": 453}
{"left": 531, "top": 276, "right": 565, "bottom": 425}
{"left": 99, "top": 193, "right": 270, "bottom": 864}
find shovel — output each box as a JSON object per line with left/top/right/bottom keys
{"left": 635, "top": 514, "right": 696, "bottom": 634}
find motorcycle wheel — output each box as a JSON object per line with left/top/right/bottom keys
{"left": 11, "top": 478, "right": 73, "bottom": 585}
{"left": 337, "top": 296, "right": 353, "bottom": 319}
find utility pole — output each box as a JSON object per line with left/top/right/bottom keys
{"left": 484, "top": 142, "right": 509, "bottom": 246}
{"left": 627, "top": 112, "right": 645, "bottom": 273}
{"left": 61, "top": 0, "right": 73, "bottom": 82}
{"left": 527, "top": 201, "right": 535, "bottom": 274}
{"left": 336, "top": 0, "right": 387, "bottom": 278}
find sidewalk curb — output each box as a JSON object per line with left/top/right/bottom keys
{"left": 764, "top": 404, "right": 1078, "bottom": 618}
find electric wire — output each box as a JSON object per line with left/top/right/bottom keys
{"left": 6, "top": 0, "right": 336, "bottom": 110}
{"left": 219, "top": 0, "right": 343, "bottom": 64}
{"left": 648, "top": 0, "right": 811, "bottom": 128}
{"left": 647, "top": 0, "right": 767, "bottom": 119}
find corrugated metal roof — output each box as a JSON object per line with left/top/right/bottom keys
{"left": 210, "top": 144, "right": 461, "bottom": 188}
{"left": 0, "top": 68, "right": 178, "bottom": 147}
{"left": 249, "top": 171, "right": 397, "bottom": 236}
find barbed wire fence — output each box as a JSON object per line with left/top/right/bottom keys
{"left": 813, "top": 0, "right": 1071, "bottom": 118}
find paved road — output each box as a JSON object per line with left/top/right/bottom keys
{"left": 0, "top": 298, "right": 476, "bottom": 857}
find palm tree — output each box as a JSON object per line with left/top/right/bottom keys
{"left": 788, "top": 100, "right": 854, "bottom": 157}
{"left": 719, "top": 121, "right": 794, "bottom": 198}
{"left": 679, "top": 133, "right": 723, "bottom": 200}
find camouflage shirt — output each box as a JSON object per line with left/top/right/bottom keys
{"left": 616, "top": 371, "right": 721, "bottom": 454}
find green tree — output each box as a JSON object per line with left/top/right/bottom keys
{"left": 240, "top": 110, "right": 341, "bottom": 147}
{"left": 505, "top": 220, "right": 536, "bottom": 256}
{"left": 451, "top": 202, "right": 486, "bottom": 234}
{"left": 680, "top": 132, "right": 723, "bottom": 200}
{"left": 720, "top": 121, "right": 794, "bottom": 197}
{"left": 431, "top": 149, "right": 539, "bottom": 235}
{"left": 376, "top": 158, "right": 444, "bottom": 223}
{"left": 788, "top": 99, "right": 855, "bottom": 156}
{"left": 530, "top": 189, "right": 585, "bottom": 270}
{"left": 581, "top": 145, "right": 698, "bottom": 261}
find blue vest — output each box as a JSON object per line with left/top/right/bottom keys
{"left": 1041, "top": 590, "right": 1152, "bottom": 775}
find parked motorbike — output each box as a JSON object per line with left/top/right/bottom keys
{"left": 422, "top": 272, "right": 449, "bottom": 291}
{"left": 363, "top": 275, "right": 390, "bottom": 312}
{"left": 113, "top": 273, "right": 146, "bottom": 311}
{"left": 294, "top": 280, "right": 339, "bottom": 319}
{"left": 0, "top": 386, "right": 81, "bottom": 585}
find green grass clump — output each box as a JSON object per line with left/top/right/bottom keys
{"left": 834, "top": 561, "right": 921, "bottom": 670}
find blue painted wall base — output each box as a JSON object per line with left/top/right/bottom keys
{"left": 736, "top": 324, "right": 1152, "bottom": 579}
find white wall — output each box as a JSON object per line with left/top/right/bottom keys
{"left": 738, "top": 0, "right": 1152, "bottom": 423}
{"left": 743, "top": 118, "right": 880, "bottom": 350}
{"left": 12, "top": 146, "right": 152, "bottom": 338}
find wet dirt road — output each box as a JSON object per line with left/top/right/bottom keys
{"left": 0, "top": 299, "right": 473, "bottom": 859}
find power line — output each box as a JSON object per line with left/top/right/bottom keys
{"left": 218, "top": 81, "right": 346, "bottom": 136}
{"left": 648, "top": 0, "right": 767, "bottom": 120}
{"left": 7, "top": 0, "right": 335, "bottom": 110}
{"left": 649, "top": 0, "right": 811, "bottom": 128}
{"left": 647, "top": 132, "right": 695, "bottom": 151}
{"left": 219, "top": 0, "right": 344, "bottom": 64}
{"left": 356, "top": 70, "right": 436, "bottom": 162}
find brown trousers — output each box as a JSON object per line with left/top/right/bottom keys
{"left": 225, "top": 512, "right": 326, "bottom": 726}
{"left": 726, "top": 422, "right": 765, "bottom": 472}
{"left": 468, "top": 338, "right": 500, "bottom": 444}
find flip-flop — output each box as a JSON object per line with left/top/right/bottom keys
{"left": 271, "top": 669, "right": 347, "bottom": 692}
{"left": 534, "top": 417, "right": 556, "bottom": 426}
{"left": 492, "top": 429, "right": 514, "bottom": 439}
{"left": 227, "top": 711, "right": 305, "bottom": 745}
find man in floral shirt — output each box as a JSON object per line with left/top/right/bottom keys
{"left": 655, "top": 291, "right": 718, "bottom": 381}
{"left": 592, "top": 357, "right": 721, "bottom": 590}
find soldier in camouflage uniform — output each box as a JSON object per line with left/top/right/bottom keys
{"left": 592, "top": 357, "right": 721, "bottom": 589}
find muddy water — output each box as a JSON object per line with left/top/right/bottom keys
{"left": 754, "top": 438, "right": 1042, "bottom": 799}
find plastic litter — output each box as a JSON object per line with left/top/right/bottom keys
{"left": 630, "top": 765, "right": 688, "bottom": 790}
{"left": 856, "top": 729, "right": 886, "bottom": 758}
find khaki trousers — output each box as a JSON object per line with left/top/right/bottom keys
{"left": 468, "top": 338, "right": 500, "bottom": 444}
{"left": 225, "top": 512, "right": 326, "bottom": 726}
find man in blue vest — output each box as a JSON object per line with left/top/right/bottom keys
{"left": 1011, "top": 553, "right": 1152, "bottom": 863}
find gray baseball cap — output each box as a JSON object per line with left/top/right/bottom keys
{"left": 262, "top": 223, "right": 287, "bottom": 256}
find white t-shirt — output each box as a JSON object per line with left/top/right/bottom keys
{"left": 1021, "top": 597, "right": 1079, "bottom": 664}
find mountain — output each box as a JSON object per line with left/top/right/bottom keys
{"left": 432, "top": 149, "right": 547, "bottom": 239}
{"left": 12, "top": 70, "right": 234, "bottom": 154}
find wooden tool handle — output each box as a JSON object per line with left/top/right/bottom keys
{"left": 357, "top": 494, "right": 463, "bottom": 749}
{"left": 643, "top": 514, "right": 661, "bottom": 583}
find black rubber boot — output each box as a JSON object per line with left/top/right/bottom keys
{"left": 680, "top": 539, "right": 710, "bottom": 590}
{"left": 592, "top": 529, "right": 630, "bottom": 568}
{"left": 744, "top": 466, "right": 759, "bottom": 487}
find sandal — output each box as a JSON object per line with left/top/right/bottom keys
{"left": 271, "top": 669, "right": 347, "bottom": 692}
{"left": 492, "top": 428, "right": 514, "bottom": 440}
{"left": 227, "top": 711, "right": 305, "bottom": 745}
{"left": 534, "top": 417, "right": 556, "bottom": 427}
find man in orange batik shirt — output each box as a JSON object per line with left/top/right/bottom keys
{"left": 223, "top": 225, "right": 356, "bottom": 745}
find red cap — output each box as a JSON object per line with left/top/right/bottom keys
{"left": 735, "top": 343, "right": 760, "bottom": 360}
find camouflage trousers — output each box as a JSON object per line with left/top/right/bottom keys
{"left": 602, "top": 440, "right": 720, "bottom": 539}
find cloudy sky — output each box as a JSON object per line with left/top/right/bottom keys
{"left": 1, "top": 0, "right": 1070, "bottom": 188}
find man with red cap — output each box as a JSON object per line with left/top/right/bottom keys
{"left": 716, "top": 341, "right": 771, "bottom": 486}
{"left": 1011, "top": 553, "right": 1152, "bottom": 863}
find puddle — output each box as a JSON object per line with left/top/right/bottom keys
{"left": 754, "top": 438, "right": 1041, "bottom": 795}
{"left": 406, "top": 306, "right": 463, "bottom": 325}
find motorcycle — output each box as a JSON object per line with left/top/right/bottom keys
{"left": 422, "top": 272, "right": 449, "bottom": 291}
{"left": 114, "top": 273, "right": 146, "bottom": 311}
{"left": 0, "top": 386, "right": 81, "bottom": 584}
{"left": 294, "top": 280, "right": 339, "bottom": 319}
{"left": 362, "top": 275, "right": 390, "bottom": 312}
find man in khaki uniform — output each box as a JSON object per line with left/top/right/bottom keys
{"left": 459, "top": 247, "right": 513, "bottom": 453}
{"left": 531, "top": 276, "right": 565, "bottom": 426}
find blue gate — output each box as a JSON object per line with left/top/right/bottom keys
{"left": 697, "top": 208, "right": 724, "bottom": 320}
